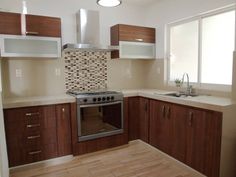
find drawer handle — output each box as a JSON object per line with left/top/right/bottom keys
{"left": 25, "top": 112, "right": 40, "bottom": 116}
{"left": 28, "top": 150, "right": 42, "bottom": 155}
{"left": 27, "top": 135, "right": 41, "bottom": 139}
{"left": 27, "top": 124, "right": 40, "bottom": 128}
{"left": 26, "top": 31, "right": 39, "bottom": 35}
{"left": 135, "top": 38, "right": 143, "bottom": 42}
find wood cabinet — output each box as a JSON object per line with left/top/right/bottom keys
{"left": 171, "top": 105, "right": 222, "bottom": 177}
{"left": 4, "top": 103, "right": 72, "bottom": 167}
{"left": 25, "top": 14, "right": 61, "bottom": 37}
{"left": 139, "top": 97, "right": 149, "bottom": 143}
{"left": 110, "top": 24, "right": 156, "bottom": 59}
{"left": 0, "top": 11, "right": 61, "bottom": 37}
{"left": 127, "top": 97, "right": 222, "bottom": 177}
{"left": 56, "top": 104, "right": 72, "bottom": 156}
{"left": 149, "top": 100, "right": 173, "bottom": 155}
{"left": 128, "top": 97, "right": 140, "bottom": 141}
{"left": 111, "top": 24, "right": 155, "bottom": 45}
{"left": 0, "top": 12, "right": 21, "bottom": 35}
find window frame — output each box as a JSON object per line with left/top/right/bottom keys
{"left": 166, "top": 5, "right": 235, "bottom": 92}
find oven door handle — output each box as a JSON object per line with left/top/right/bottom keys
{"left": 79, "top": 101, "right": 122, "bottom": 108}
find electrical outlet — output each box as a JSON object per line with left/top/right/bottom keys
{"left": 15, "top": 69, "right": 22, "bottom": 78}
{"left": 55, "top": 68, "right": 61, "bottom": 76}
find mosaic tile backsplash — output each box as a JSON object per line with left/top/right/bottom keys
{"left": 64, "top": 51, "right": 110, "bottom": 91}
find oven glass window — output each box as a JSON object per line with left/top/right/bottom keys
{"left": 80, "top": 103, "right": 122, "bottom": 137}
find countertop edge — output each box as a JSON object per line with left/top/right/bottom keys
{"left": 3, "top": 95, "right": 76, "bottom": 109}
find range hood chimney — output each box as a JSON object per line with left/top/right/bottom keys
{"left": 63, "top": 9, "right": 118, "bottom": 51}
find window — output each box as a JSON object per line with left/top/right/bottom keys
{"left": 167, "top": 7, "right": 235, "bottom": 90}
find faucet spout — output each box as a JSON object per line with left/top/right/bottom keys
{"left": 182, "top": 73, "right": 191, "bottom": 95}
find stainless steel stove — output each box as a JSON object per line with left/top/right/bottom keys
{"left": 68, "top": 90, "right": 124, "bottom": 142}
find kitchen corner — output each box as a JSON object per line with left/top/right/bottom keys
{"left": 0, "top": 1, "right": 236, "bottom": 177}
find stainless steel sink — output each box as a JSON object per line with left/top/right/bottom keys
{"left": 164, "top": 92, "right": 199, "bottom": 98}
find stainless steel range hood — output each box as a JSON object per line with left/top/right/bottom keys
{"left": 63, "top": 9, "right": 118, "bottom": 51}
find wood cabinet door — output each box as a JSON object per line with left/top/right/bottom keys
{"left": 171, "top": 104, "right": 188, "bottom": 163}
{"left": 118, "top": 24, "right": 155, "bottom": 43}
{"left": 203, "top": 111, "right": 222, "bottom": 177}
{"left": 128, "top": 97, "right": 140, "bottom": 141}
{"left": 139, "top": 97, "right": 149, "bottom": 143}
{"left": 56, "top": 104, "right": 72, "bottom": 156}
{"left": 0, "top": 11, "right": 21, "bottom": 35}
{"left": 186, "top": 108, "right": 206, "bottom": 174}
{"left": 149, "top": 100, "right": 173, "bottom": 154}
{"left": 25, "top": 14, "right": 61, "bottom": 37}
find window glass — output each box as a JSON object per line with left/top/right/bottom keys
{"left": 168, "top": 8, "right": 235, "bottom": 89}
{"left": 201, "top": 11, "right": 235, "bottom": 85}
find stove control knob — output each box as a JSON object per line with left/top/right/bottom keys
{"left": 107, "top": 97, "right": 110, "bottom": 101}
{"left": 102, "top": 97, "right": 106, "bottom": 101}
{"left": 83, "top": 99, "right": 87, "bottom": 103}
{"left": 98, "top": 97, "right": 101, "bottom": 101}
{"left": 111, "top": 96, "right": 114, "bottom": 100}
{"left": 93, "top": 98, "right": 97, "bottom": 102}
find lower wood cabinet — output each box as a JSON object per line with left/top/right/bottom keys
{"left": 128, "top": 97, "right": 149, "bottom": 142}
{"left": 149, "top": 100, "right": 173, "bottom": 155}
{"left": 4, "top": 103, "right": 72, "bottom": 167}
{"left": 127, "top": 97, "right": 222, "bottom": 177}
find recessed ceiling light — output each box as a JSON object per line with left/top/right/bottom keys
{"left": 97, "top": 0, "right": 122, "bottom": 7}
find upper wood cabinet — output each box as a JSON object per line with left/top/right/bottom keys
{"left": 0, "top": 12, "right": 21, "bottom": 35}
{"left": 111, "top": 24, "right": 155, "bottom": 44}
{"left": 0, "top": 11, "right": 61, "bottom": 37}
{"left": 110, "top": 24, "right": 156, "bottom": 59}
{"left": 25, "top": 14, "right": 61, "bottom": 37}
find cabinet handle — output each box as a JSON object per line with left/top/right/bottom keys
{"left": 25, "top": 112, "right": 40, "bottom": 116}
{"left": 162, "top": 105, "right": 165, "bottom": 118}
{"left": 189, "top": 112, "right": 193, "bottom": 126}
{"left": 28, "top": 150, "right": 42, "bottom": 155}
{"left": 135, "top": 38, "right": 144, "bottom": 42}
{"left": 145, "top": 103, "right": 148, "bottom": 112}
{"left": 27, "top": 135, "right": 41, "bottom": 140}
{"left": 26, "top": 31, "right": 39, "bottom": 35}
{"left": 166, "top": 106, "right": 171, "bottom": 119}
{"left": 27, "top": 124, "right": 40, "bottom": 128}
{"left": 62, "top": 108, "right": 65, "bottom": 112}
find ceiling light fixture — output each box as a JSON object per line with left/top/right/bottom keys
{"left": 97, "top": 0, "right": 122, "bottom": 7}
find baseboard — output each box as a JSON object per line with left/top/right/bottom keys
{"left": 9, "top": 155, "right": 73, "bottom": 173}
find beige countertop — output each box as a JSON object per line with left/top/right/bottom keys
{"left": 3, "top": 94, "right": 76, "bottom": 109}
{"left": 2, "top": 89, "right": 235, "bottom": 111}
{"left": 121, "top": 89, "right": 235, "bottom": 112}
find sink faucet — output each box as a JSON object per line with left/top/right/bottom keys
{"left": 182, "top": 73, "right": 191, "bottom": 96}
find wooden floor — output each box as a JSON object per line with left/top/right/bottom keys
{"left": 10, "top": 141, "right": 204, "bottom": 177}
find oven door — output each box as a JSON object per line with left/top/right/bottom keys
{"left": 77, "top": 101, "right": 123, "bottom": 142}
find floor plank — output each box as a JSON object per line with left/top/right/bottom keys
{"left": 10, "top": 140, "right": 205, "bottom": 177}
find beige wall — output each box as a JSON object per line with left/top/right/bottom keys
{"left": 2, "top": 58, "right": 150, "bottom": 98}
{"left": 2, "top": 58, "right": 66, "bottom": 98}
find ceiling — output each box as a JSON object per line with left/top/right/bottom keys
{"left": 125, "top": 0, "right": 158, "bottom": 7}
